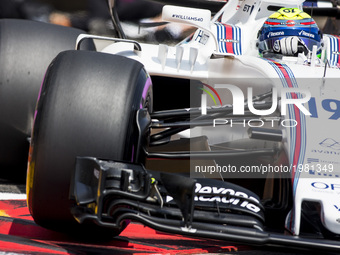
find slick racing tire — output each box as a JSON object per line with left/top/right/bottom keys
{"left": 27, "top": 50, "right": 152, "bottom": 237}
{"left": 0, "top": 19, "right": 95, "bottom": 177}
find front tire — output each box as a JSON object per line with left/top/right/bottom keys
{"left": 27, "top": 50, "right": 152, "bottom": 236}
{"left": 0, "top": 19, "right": 95, "bottom": 177}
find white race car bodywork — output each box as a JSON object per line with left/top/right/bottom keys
{"left": 77, "top": 0, "right": 340, "bottom": 236}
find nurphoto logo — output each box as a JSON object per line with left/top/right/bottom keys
{"left": 200, "top": 85, "right": 311, "bottom": 116}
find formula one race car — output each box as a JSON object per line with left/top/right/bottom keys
{"left": 2, "top": 0, "right": 340, "bottom": 252}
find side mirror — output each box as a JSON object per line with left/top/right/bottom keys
{"left": 108, "top": 0, "right": 115, "bottom": 9}
{"left": 107, "top": 0, "right": 126, "bottom": 38}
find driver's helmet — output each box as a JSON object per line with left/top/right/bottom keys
{"left": 258, "top": 8, "right": 322, "bottom": 56}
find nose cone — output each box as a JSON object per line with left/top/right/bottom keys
{"left": 321, "top": 201, "right": 340, "bottom": 235}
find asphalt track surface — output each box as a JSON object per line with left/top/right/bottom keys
{"left": 0, "top": 177, "right": 337, "bottom": 255}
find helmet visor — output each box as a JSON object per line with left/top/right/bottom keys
{"left": 264, "top": 36, "right": 321, "bottom": 54}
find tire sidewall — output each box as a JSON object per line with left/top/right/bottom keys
{"left": 27, "top": 50, "right": 152, "bottom": 234}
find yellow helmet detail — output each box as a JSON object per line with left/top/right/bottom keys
{"left": 269, "top": 8, "right": 311, "bottom": 20}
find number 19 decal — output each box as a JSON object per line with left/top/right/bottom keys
{"left": 308, "top": 97, "right": 340, "bottom": 120}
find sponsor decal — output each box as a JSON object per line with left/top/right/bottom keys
{"left": 309, "top": 171, "right": 339, "bottom": 178}
{"left": 267, "top": 31, "right": 284, "bottom": 38}
{"left": 311, "top": 182, "right": 340, "bottom": 191}
{"left": 165, "top": 183, "right": 261, "bottom": 213}
{"left": 220, "top": 39, "right": 239, "bottom": 43}
{"left": 195, "top": 30, "right": 210, "bottom": 45}
{"left": 307, "top": 158, "right": 319, "bottom": 164}
{"left": 172, "top": 14, "right": 204, "bottom": 22}
{"left": 298, "top": 30, "right": 315, "bottom": 38}
{"left": 311, "top": 149, "right": 340, "bottom": 155}
{"left": 243, "top": 4, "right": 254, "bottom": 15}
{"left": 194, "top": 183, "right": 261, "bottom": 213}
{"left": 273, "top": 39, "right": 280, "bottom": 52}
{"left": 286, "top": 20, "right": 295, "bottom": 27}
{"left": 320, "top": 138, "right": 340, "bottom": 150}
{"left": 307, "top": 157, "right": 340, "bottom": 166}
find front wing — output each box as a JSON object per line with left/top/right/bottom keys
{"left": 70, "top": 157, "right": 340, "bottom": 252}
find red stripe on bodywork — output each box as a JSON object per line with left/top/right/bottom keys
{"left": 224, "top": 24, "right": 234, "bottom": 54}
{"left": 275, "top": 62, "right": 301, "bottom": 182}
{"left": 274, "top": 62, "right": 302, "bottom": 232}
